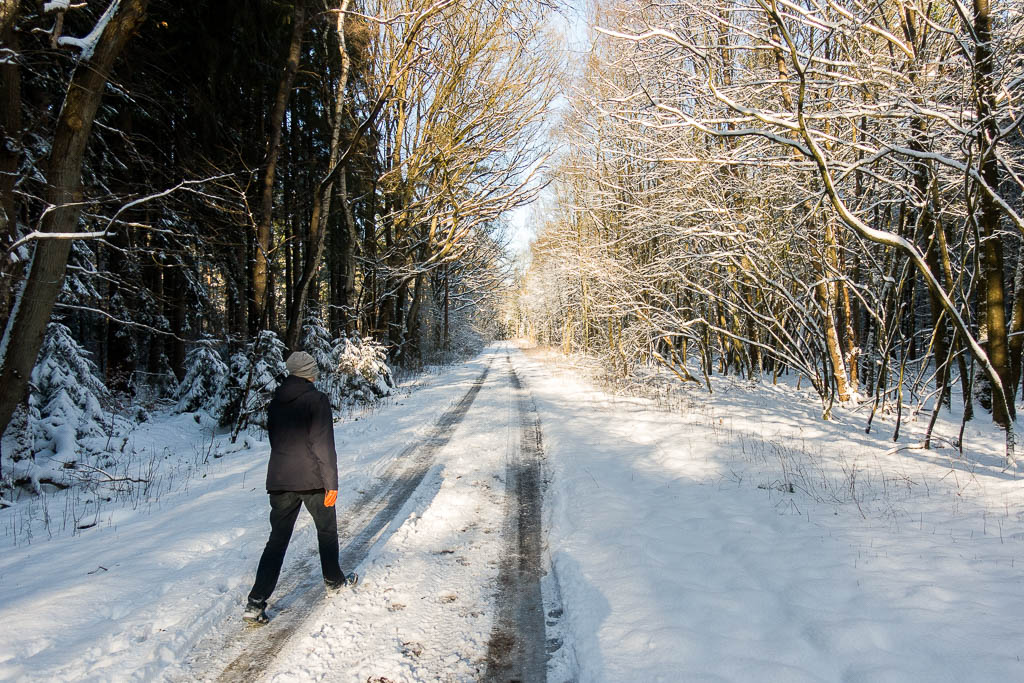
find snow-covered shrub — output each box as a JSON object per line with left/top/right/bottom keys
{"left": 3, "top": 404, "right": 32, "bottom": 474}
{"left": 0, "top": 322, "right": 126, "bottom": 494}
{"left": 28, "top": 322, "right": 110, "bottom": 465}
{"left": 447, "top": 306, "right": 489, "bottom": 359}
{"left": 219, "top": 330, "right": 287, "bottom": 429}
{"left": 174, "top": 337, "right": 229, "bottom": 415}
{"left": 322, "top": 336, "right": 395, "bottom": 409}
{"left": 301, "top": 313, "right": 333, "bottom": 380}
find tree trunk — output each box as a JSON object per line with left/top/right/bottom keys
{"left": 924, "top": 223, "right": 952, "bottom": 405}
{"left": 980, "top": 228, "right": 1012, "bottom": 425}
{"left": 818, "top": 220, "right": 852, "bottom": 402}
{"left": 338, "top": 168, "right": 358, "bottom": 335}
{"left": 932, "top": 186, "right": 973, "bottom": 418}
{"left": 1009, "top": 252, "right": 1024, "bottom": 397}
{"left": 226, "top": 246, "right": 247, "bottom": 343}
{"left": 0, "top": 0, "right": 148, "bottom": 439}
{"left": 334, "top": 13, "right": 358, "bottom": 337}
{"left": 443, "top": 264, "right": 450, "bottom": 351}
{"left": 839, "top": 278, "right": 858, "bottom": 394}
{"left": 0, "top": 0, "right": 22, "bottom": 328}
{"left": 362, "top": 174, "right": 379, "bottom": 336}
{"left": 146, "top": 246, "right": 164, "bottom": 379}
{"left": 251, "top": 0, "right": 306, "bottom": 337}
{"left": 374, "top": 190, "right": 395, "bottom": 341}
{"left": 972, "top": 0, "right": 1014, "bottom": 426}
{"left": 169, "top": 265, "right": 186, "bottom": 381}
{"left": 285, "top": 0, "right": 351, "bottom": 352}
{"left": 406, "top": 270, "right": 426, "bottom": 363}
{"left": 0, "top": 0, "right": 17, "bottom": 36}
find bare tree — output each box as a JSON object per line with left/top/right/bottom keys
{"left": 522, "top": 0, "right": 1023, "bottom": 461}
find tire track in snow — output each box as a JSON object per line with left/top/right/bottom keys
{"left": 209, "top": 360, "right": 493, "bottom": 682}
{"left": 484, "top": 358, "right": 553, "bottom": 682}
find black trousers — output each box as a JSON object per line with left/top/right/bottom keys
{"left": 247, "top": 490, "right": 345, "bottom": 606}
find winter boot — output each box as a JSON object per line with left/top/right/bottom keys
{"left": 326, "top": 572, "right": 359, "bottom": 593}
{"left": 243, "top": 600, "right": 269, "bottom": 624}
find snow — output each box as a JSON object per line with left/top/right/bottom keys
{"left": 520, "top": 349, "right": 1024, "bottom": 681}
{"left": 55, "top": 0, "right": 120, "bottom": 61}
{"left": 264, "top": 363, "right": 510, "bottom": 679}
{"left": 3, "top": 344, "right": 1024, "bottom": 680}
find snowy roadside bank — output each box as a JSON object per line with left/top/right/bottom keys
{"left": 0, "top": 356, "right": 487, "bottom": 681}
{"left": 513, "top": 347, "right": 1024, "bottom": 681}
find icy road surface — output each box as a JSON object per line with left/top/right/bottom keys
{"left": 3, "top": 344, "right": 1024, "bottom": 681}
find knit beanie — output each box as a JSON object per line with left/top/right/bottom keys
{"left": 286, "top": 351, "right": 319, "bottom": 381}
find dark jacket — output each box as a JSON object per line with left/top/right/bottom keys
{"left": 265, "top": 375, "right": 338, "bottom": 492}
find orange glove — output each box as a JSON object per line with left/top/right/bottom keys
{"left": 324, "top": 490, "right": 338, "bottom": 507}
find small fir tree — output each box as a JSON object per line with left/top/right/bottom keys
{"left": 220, "top": 331, "right": 287, "bottom": 430}
{"left": 301, "top": 312, "right": 334, "bottom": 383}
{"left": 174, "top": 337, "right": 230, "bottom": 415}
{"left": 323, "top": 336, "right": 395, "bottom": 409}
{"left": 26, "top": 322, "right": 111, "bottom": 478}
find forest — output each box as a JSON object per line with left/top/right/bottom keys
{"left": 1, "top": 0, "right": 1023, "bottom": 491}
{"left": 0, "top": 0, "right": 554, "bottom": 488}
{"left": 3, "top": 1, "right": 1024, "bottom": 679}
{"left": 517, "top": 0, "right": 1024, "bottom": 459}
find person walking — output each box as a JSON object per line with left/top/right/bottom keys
{"left": 243, "top": 351, "right": 358, "bottom": 624}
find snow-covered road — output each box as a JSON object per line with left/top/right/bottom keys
{"left": 255, "top": 347, "right": 554, "bottom": 681}
{"left": 210, "top": 358, "right": 497, "bottom": 680}
{"left": 3, "top": 344, "right": 1024, "bottom": 681}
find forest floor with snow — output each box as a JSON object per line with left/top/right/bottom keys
{"left": 2, "top": 343, "right": 1024, "bottom": 681}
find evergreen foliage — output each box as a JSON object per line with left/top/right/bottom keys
{"left": 301, "top": 312, "right": 334, "bottom": 383}
{"left": 220, "top": 331, "right": 287, "bottom": 430}
{"left": 323, "top": 336, "right": 395, "bottom": 410}
{"left": 174, "top": 337, "right": 230, "bottom": 416}
{"left": 29, "top": 322, "right": 110, "bottom": 458}
{"left": 2, "top": 322, "right": 120, "bottom": 492}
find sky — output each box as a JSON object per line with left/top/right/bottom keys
{"left": 505, "top": 1, "right": 593, "bottom": 261}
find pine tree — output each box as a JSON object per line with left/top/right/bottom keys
{"left": 323, "top": 336, "right": 394, "bottom": 409}
{"left": 301, "top": 311, "right": 334, "bottom": 384}
{"left": 221, "top": 331, "right": 287, "bottom": 431}
{"left": 3, "top": 322, "right": 117, "bottom": 491}
{"left": 174, "top": 337, "right": 230, "bottom": 416}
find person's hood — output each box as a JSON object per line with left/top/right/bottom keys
{"left": 275, "top": 374, "right": 315, "bottom": 403}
